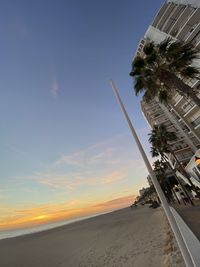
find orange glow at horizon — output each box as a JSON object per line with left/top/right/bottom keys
{"left": 33, "top": 215, "right": 48, "bottom": 221}
{"left": 0, "top": 194, "right": 135, "bottom": 231}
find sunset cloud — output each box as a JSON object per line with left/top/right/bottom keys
{"left": 0, "top": 194, "right": 135, "bottom": 230}
{"left": 0, "top": 132, "right": 149, "bottom": 231}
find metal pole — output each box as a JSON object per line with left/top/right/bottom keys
{"left": 110, "top": 80, "right": 194, "bottom": 267}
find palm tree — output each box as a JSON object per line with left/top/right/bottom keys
{"left": 153, "top": 159, "right": 168, "bottom": 174}
{"left": 153, "top": 159, "right": 174, "bottom": 203}
{"left": 129, "top": 38, "right": 200, "bottom": 106}
{"left": 149, "top": 124, "right": 199, "bottom": 200}
{"left": 149, "top": 124, "right": 178, "bottom": 161}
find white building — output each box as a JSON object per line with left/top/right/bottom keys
{"left": 135, "top": 0, "right": 200, "bottom": 186}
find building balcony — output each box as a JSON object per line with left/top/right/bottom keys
{"left": 194, "top": 124, "right": 200, "bottom": 130}
{"left": 174, "top": 146, "right": 192, "bottom": 153}
{"left": 151, "top": 112, "right": 166, "bottom": 120}
{"left": 191, "top": 116, "right": 200, "bottom": 129}
{"left": 169, "top": 138, "right": 185, "bottom": 146}
{"left": 157, "top": 3, "right": 176, "bottom": 30}
{"left": 152, "top": 2, "right": 168, "bottom": 27}
{"left": 169, "top": 6, "right": 195, "bottom": 38}
{"left": 183, "top": 104, "right": 197, "bottom": 117}
{"left": 173, "top": 95, "right": 184, "bottom": 107}
{"left": 176, "top": 7, "right": 198, "bottom": 40}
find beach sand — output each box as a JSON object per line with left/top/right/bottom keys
{"left": 0, "top": 206, "right": 185, "bottom": 267}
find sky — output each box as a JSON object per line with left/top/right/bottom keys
{"left": 0, "top": 0, "right": 164, "bottom": 230}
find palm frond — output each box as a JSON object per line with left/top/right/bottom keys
{"left": 167, "top": 41, "right": 181, "bottom": 55}
{"left": 180, "top": 66, "right": 200, "bottom": 79}
{"left": 180, "top": 43, "right": 199, "bottom": 57}
{"left": 158, "top": 37, "right": 171, "bottom": 54}
{"left": 132, "top": 56, "right": 145, "bottom": 69}
{"left": 143, "top": 42, "right": 155, "bottom": 55}
{"left": 146, "top": 52, "right": 157, "bottom": 65}
{"left": 129, "top": 68, "right": 141, "bottom": 77}
{"left": 134, "top": 77, "right": 145, "bottom": 95}
{"left": 175, "top": 43, "right": 199, "bottom": 65}
{"left": 158, "top": 89, "right": 170, "bottom": 103}
{"left": 150, "top": 146, "right": 160, "bottom": 158}
{"left": 148, "top": 124, "right": 177, "bottom": 157}
{"left": 130, "top": 38, "right": 200, "bottom": 105}
{"left": 143, "top": 91, "right": 153, "bottom": 103}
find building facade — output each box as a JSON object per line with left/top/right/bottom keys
{"left": 136, "top": 0, "right": 200, "bottom": 185}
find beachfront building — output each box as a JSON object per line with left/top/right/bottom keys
{"left": 135, "top": 0, "right": 200, "bottom": 186}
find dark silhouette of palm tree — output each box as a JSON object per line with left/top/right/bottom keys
{"left": 153, "top": 159, "right": 174, "bottom": 202}
{"left": 130, "top": 38, "right": 200, "bottom": 106}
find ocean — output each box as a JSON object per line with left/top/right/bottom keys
{"left": 0, "top": 211, "right": 112, "bottom": 240}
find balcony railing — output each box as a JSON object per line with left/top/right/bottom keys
{"left": 181, "top": 101, "right": 195, "bottom": 113}
{"left": 191, "top": 116, "right": 200, "bottom": 128}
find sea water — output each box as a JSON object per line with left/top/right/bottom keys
{"left": 0, "top": 218, "right": 81, "bottom": 240}
{"left": 0, "top": 211, "right": 111, "bottom": 240}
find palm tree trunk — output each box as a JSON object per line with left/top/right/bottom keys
{"left": 159, "top": 69, "right": 200, "bottom": 107}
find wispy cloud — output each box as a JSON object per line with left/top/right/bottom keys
{"left": 1, "top": 132, "right": 149, "bottom": 197}
{"left": 34, "top": 132, "right": 149, "bottom": 191}
{"left": 54, "top": 132, "right": 142, "bottom": 169}
{"left": 51, "top": 79, "right": 59, "bottom": 97}
{"left": 37, "top": 170, "right": 126, "bottom": 190}
{"left": 56, "top": 147, "right": 117, "bottom": 167}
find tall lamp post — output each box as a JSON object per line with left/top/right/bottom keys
{"left": 110, "top": 80, "right": 194, "bottom": 267}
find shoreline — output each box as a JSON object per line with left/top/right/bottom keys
{"left": 0, "top": 208, "right": 123, "bottom": 241}
{"left": 0, "top": 206, "right": 185, "bottom": 267}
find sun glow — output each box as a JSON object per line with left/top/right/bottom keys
{"left": 33, "top": 215, "right": 48, "bottom": 220}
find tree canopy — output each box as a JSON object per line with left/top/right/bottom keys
{"left": 130, "top": 38, "right": 200, "bottom": 106}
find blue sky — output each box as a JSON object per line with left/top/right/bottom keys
{"left": 0, "top": 0, "right": 164, "bottom": 229}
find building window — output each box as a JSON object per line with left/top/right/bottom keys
{"left": 191, "top": 116, "right": 200, "bottom": 127}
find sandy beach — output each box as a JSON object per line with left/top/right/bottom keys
{"left": 0, "top": 206, "right": 185, "bottom": 267}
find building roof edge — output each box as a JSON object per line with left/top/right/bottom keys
{"left": 167, "top": 0, "right": 200, "bottom": 8}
